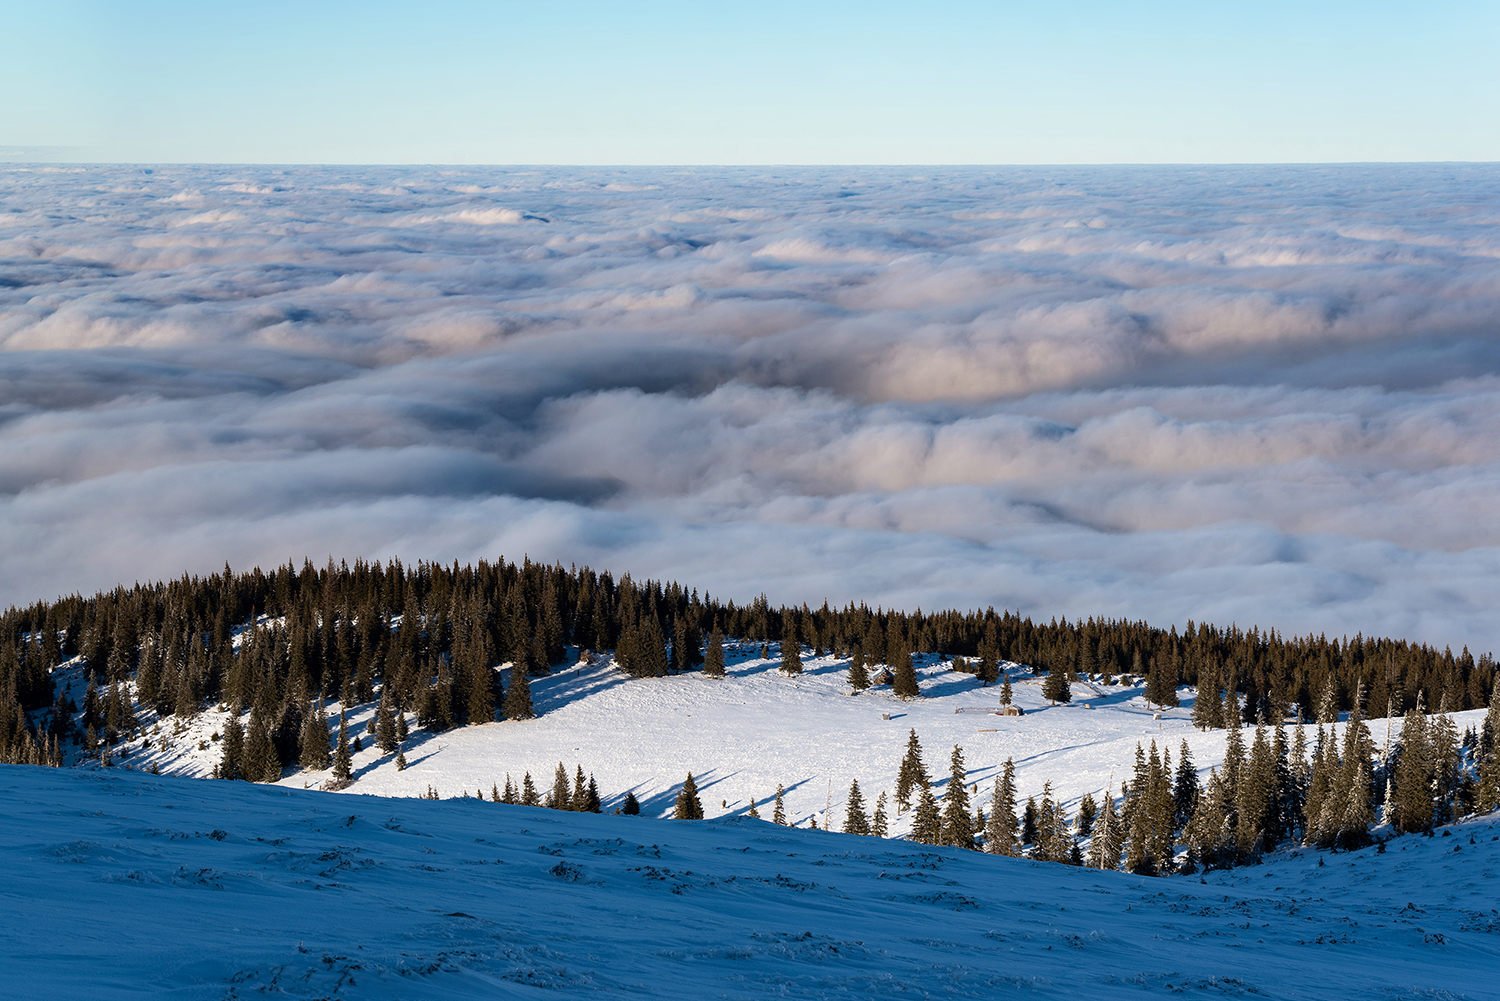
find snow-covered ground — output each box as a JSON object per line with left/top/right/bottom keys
{"left": 68, "top": 645, "right": 1483, "bottom": 837}
{"left": 5, "top": 763, "right": 1497, "bottom": 1000}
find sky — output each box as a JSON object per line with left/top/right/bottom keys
{"left": 4, "top": 163, "right": 1500, "bottom": 657}
{"left": 2, "top": 1, "right": 1497, "bottom": 164}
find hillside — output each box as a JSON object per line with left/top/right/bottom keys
{"left": 5, "top": 763, "right": 1496, "bottom": 1000}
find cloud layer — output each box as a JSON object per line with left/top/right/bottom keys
{"left": 4, "top": 164, "right": 1500, "bottom": 650}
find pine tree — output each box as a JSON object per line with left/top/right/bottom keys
{"left": 1317, "top": 676, "right": 1339, "bottom": 725}
{"left": 375, "top": 695, "right": 398, "bottom": 753}
{"left": 773, "top": 784, "right": 788, "bottom": 825}
{"left": 219, "top": 714, "right": 244, "bottom": 780}
{"left": 939, "top": 745, "right": 975, "bottom": 849}
{"left": 395, "top": 749, "right": 407, "bottom": 771}
{"left": 1021, "top": 796, "right": 1039, "bottom": 845}
{"left": 549, "top": 762, "right": 571, "bottom": 809}
{"left": 502, "top": 774, "right": 517, "bottom": 804}
{"left": 572, "top": 764, "right": 589, "bottom": 811}
{"left": 872, "top": 791, "right": 889, "bottom": 838}
{"left": 1192, "top": 663, "right": 1219, "bottom": 730}
{"left": 1173, "top": 739, "right": 1199, "bottom": 831}
{"left": 894, "top": 728, "right": 930, "bottom": 812}
{"left": 912, "top": 786, "right": 941, "bottom": 844}
{"left": 747, "top": 797, "right": 761, "bottom": 819}
{"left": 331, "top": 711, "right": 352, "bottom": 782}
{"left": 1042, "top": 664, "right": 1071, "bottom": 704}
{"left": 985, "top": 759, "right": 1021, "bottom": 856}
{"left": 1393, "top": 696, "right": 1434, "bottom": 833}
{"left": 704, "top": 626, "right": 726, "bottom": 678}
{"left": 999, "top": 672, "right": 1013, "bottom": 706}
{"left": 1477, "top": 676, "right": 1500, "bottom": 812}
{"left": 780, "top": 621, "right": 802, "bottom": 676}
{"left": 521, "top": 772, "right": 540, "bottom": 807}
{"left": 843, "top": 779, "right": 870, "bottom": 835}
{"left": 674, "top": 772, "right": 704, "bottom": 819}
{"left": 1076, "top": 791, "right": 1098, "bottom": 837}
{"left": 621, "top": 790, "right": 640, "bottom": 814}
{"left": 584, "top": 775, "right": 602, "bottom": 813}
{"left": 848, "top": 647, "right": 870, "bottom": 692}
{"left": 503, "top": 662, "right": 535, "bottom": 721}
{"left": 1088, "top": 787, "right": 1123, "bottom": 870}
{"left": 1235, "top": 725, "right": 1275, "bottom": 860}
{"left": 891, "top": 646, "right": 920, "bottom": 699}
{"left": 1034, "top": 782, "right": 1059, "bottom": 861}
{"left": 299, "top": 699, "right": 331, "bottom": 770}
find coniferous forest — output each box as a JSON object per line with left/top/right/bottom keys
{"left": 2, "top": 555, "right": 1499, "bottom": 875}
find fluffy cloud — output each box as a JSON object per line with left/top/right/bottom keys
{"left": 3, "top": 164, "right": 1500, "bottom": 651}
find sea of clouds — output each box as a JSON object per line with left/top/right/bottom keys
{"left": 3, "top": 163, "right": 1499, "bottom": 650}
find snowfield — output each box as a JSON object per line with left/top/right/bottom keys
{"left": 71, "top": 645, "right": 1482, "bottom": 839}
{"left": 5, "top": 763, "right": 1498, "bottom": 1000}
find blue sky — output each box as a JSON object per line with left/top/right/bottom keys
{"left": 3, "top": 0, "right": 1497, "bottom": 163}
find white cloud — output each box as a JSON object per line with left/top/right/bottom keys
{"left": 3, "top": 163, "right": 1500, "bottom": 652}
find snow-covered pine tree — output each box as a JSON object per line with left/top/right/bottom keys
{"left": 674, "top": 772, "right": 704, "bottom": 819}
{"left": 843, "top": 779, "right": 870, "bottom": 835}
{"left": 1317, "top": 676, "right": 1339, "bottom": 725}
{"left": 939, "top": 745, "right": 974, "bottom": 849}
{"left": 895, "top": 729, "right": 930, "bottom": 812}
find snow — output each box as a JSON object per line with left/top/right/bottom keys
{"left": 5, "top": 763, "right": 1497, "bottom": 1000}
{"left": 68, "top": 646, "right": 1487, "bottom": 839}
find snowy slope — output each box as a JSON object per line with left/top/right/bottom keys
{"left": 5, "top": 764, "right": 1498, "bottom": 1000}
{"left": 69, "top": 646, "right": 1484, "bottom": 838}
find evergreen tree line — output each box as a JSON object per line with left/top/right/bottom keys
{"left": 1, "top": 554, "right": 1497, "bottom": 770}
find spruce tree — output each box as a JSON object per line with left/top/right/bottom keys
{"left": 939, "top": 745, "right": 975, "bottom": 849}
{"left": 1235, "top": 725, "right": 1275, "bottom": 860}
{"left": 747, "top": 797, "right": 761, "bottom": 819}
{"left": 848, "top": 648, "right": 870, "bottom": 692}
{"left": 843, "top": 779, "right": 870, "bottom": 835}
{"left": 912, "top": 786, "right": 941, "bottom": 844}
{"left": 502, "top": 774, "right": 517, "bottom": 804}
{"left": 1317, "top": 676, "right": 1339, "bottom": 725}
{"left": 999, "top": 672, "right": 1013, "bottom": 706}
{"left": 395, "top": 749, "right": 407, "bottom": 771}
{"left": 895, "top": 729, "right": 930, "bottom": 812}
{"left": 572, "top": 764, "right": 589, "bottom": 811}
{"left": 584, "top": 775, "right": 602, "bottom": 813}
{"left": 1192, "top": 663, "right": 1219, "bottom": 730}
{"left": 1393, "top": 697, "right": 1434, "bottom": 833}
{"left": 1088, "top": 788, "right": 1122, "bottom": 870}
{"left": 621, "top": 790, "right": 640, "bottom": 814}
{"left": 891, "top": 647, "right": 920, "bottom": 699}
{"left": 985, "top": 759, "right": 1021, "bottom": 856}
{"left": 332, "top": 711, "right": 352, "bottom": 782}
{"left": 375, "top": 696, "right": 398, "bottom": 753}
{"left": 674, "top": 772, "right": 704, "bottom": 819}
{"left": 1042, "top": 664, "right": 1071, "bottom": 704}
{"left": 704, "top": 626, "right": 726, "bottom": 678}
{"left": 550, "top": 762, "right": 571, "bottom": 809}
{"left": 1477, "top": 676, "right": 1500, "bottom": 812}
{"left": 779, "top": 622, "right": 802, "bottom": 676}
{"left": 1076, "top": 791, "right": 1098, "bottom": 837}
{"left": 872, "top": 791, "right": 889, "bottom": 838}
{"left": 773, "top": 784, "right": 788, "bottom": 825}
{"left": 1021, "top": 796, "right": 1038, "bottom": 845}
{"left": 503, "top": 662, "right": 535, "bottom": 721}
{"left": 299, "top": 699, "right": 331, "bottom": 771}
{"left": 522, "top": 772, "right": 540, "bottom": 807}
{"left": 1173, "top": 739, "right": 1199, "bottom": 831}
{"left": 219, "top": 714, "right": 244, "bottom": 780}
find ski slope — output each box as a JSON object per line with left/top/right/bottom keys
{"left": 72, "top": 645, "right": 1483, "bottom": 837}
{"left": 5, "top": 763, "right": 1497, "bottom": 1000}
